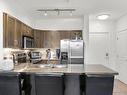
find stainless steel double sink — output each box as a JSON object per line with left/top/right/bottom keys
{"left": 32, "top": 64, "right": 67, "bottom": 68}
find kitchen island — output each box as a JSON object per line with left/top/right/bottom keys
{"left": 0, "top": 63, "right": 118, "bottom": 95}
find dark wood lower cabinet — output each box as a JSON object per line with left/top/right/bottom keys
{"left": 62, "top": 75, "right": 114, "bottom": 95}
{"left": 0, "top": 73, "right": 21, "bottom": 95}
{"left": 85, "top": 75, "right": 114, "bottom": 95}
{"left": 64, "top": 74, "right": 81, "bottom": 95}
{"left": 34, "top": 74, "right": 64, "bottom": 95}
{"left": 14, "top": 74, "right": 115, "bottom": 95}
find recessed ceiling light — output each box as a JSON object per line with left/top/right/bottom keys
{"left": 97, "top": 14, "right": 110, "bottom": 20}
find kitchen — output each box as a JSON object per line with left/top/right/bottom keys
{"left": 0, "top": 0, "right": 127, "bottom": 95}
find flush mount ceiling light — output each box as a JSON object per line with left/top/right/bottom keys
{"left": 97, "top": 14, "right": 110, "bottom": 20}
{"left": 37, "top": 8, "right": 76, "bottom": 16}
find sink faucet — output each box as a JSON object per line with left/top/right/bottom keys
{"left": 47, "top": 57, "right": 50, "bottom": 64}
{"left": 47, "top": 49, "right": 51, "bottom": 64}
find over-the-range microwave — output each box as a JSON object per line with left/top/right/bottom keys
{"left": 22, "top": 36, "right": 34, "bottom": 48}
{"left": 30, "top": 51, "right": 42, "bottom": 59}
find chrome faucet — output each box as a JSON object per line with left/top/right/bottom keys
{"left": 47, "top": 49, "right": 51, "bottom": 64}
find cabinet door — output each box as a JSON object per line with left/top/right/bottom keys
{"left": 27, "top": 27, "right": 33, "bottom": 37}
{"left": 85, "top": 75, "right": 114, "bottom": 95}
{"left": 6, "top": 16, "right": 15, "bottom": 48}
{"left": 40, "top": 31, "right": 44, "bottom": 48}
{"left": 51, "top": 31, "right": 60, "bottom": 48}
{"left": 43, "top": 31, "right": 51, "bottom": 48}
{"left": 60, "top": 31, "right": 70, "bottom": 40}
{"left": 34, "top": 30, "right": 41, "bottom": 48}
{"left": 15, "top": 20, "right": 22, "bottom": 48}
{"left": 22, "top": 23, "right": 27, "bottom": 36}
{"left": 43, "top": 31, "right": 60, "bottom": 48}
{"left": 3, "top": 13, "right": 7, "bottom": 47}
{"left": 34, "top": 30, "right": 44, "bottom": 48}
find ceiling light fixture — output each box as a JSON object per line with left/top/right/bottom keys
{"left": 97, "top": 14, "right": 110, "bottom": 20}
{"left": 37, "top": 8, "right": 76, "bottom": 16}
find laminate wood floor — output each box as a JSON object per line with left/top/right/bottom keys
{"left": 113, "top": 80, "right": 127, "bottom": 95}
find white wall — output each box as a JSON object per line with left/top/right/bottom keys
{"left": 0, "top": 1, "right": 33, "bottom": 60}
{"left": 34, "top": 17, "right": 84, "bottom": 30}
{"left": 89, "top": 20, "right": 116, "bottom": 33}
{"left": 117, "top": 14, "right": 127, "bottom": 31}
{"left": 0, "top": 10, "right": 3, "bottom": 60}
{"left": 89, "top": 20, "right": 117, "bottom": 70}
{"left": 0, "top": 0, "right": 33, "bottom": 27}
{"left": 83, "top": 15, "right": 89, "bottom": 64}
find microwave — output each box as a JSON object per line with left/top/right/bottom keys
{"left": 30, "top": 51, "right": 42, "bottom": 59}
{"left": 22, "top": 36, "right": 34, "bottom": 48}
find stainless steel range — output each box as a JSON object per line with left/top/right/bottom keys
{"left": 13, "top": 52, "right": 27, "bottom": 64}
{"left": 60, "top": 39, "right": 84, "bottom": 64}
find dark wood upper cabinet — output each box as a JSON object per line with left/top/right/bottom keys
{"left": 3, "top": 13, "right": 34, "bottom": 48}
{"left": 43, "top": 31, "right": 61, "bottom": 48}
{"left": 15, "top": 20, "right": 22, "bottom": 48}
{"left": 34, "top": 30, "right": 44, "bottom": 48}
{"left": 22, "top": 23, "right": 33, "bottom": 37}
{"left": 3, "top": 13, "right": 82, "bottom": 49}
{"left": 60, "top": 31, "right": 71, "bottom": 40}
{"left": 3, "top": 13, "right": 15, "bottom": 48}
{"left": 34, "top": 30, "right": 82, "bottom": 48}
{"left": 59, "top": 30, "right": 82, "bottom": 40}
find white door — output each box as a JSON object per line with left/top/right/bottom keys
{"left": 117, "top": 30, "right": 127, "bottom": 84}
{"left": 89, "top": 33, "right": 109, "bottom": 65}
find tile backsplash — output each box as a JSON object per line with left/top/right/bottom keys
{"left": 30, "top": 48, "right": 59, "bottom": 59}
{"left": 2, "top": 48, "right": 60, "bottom": 60}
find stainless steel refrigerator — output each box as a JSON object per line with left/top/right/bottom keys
{"left": 60, "top": 39, "right": 84, "bottom": 64}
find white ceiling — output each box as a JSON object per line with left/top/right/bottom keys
{"left": 2, "top": 0, "right": 127, "bottom": 20}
